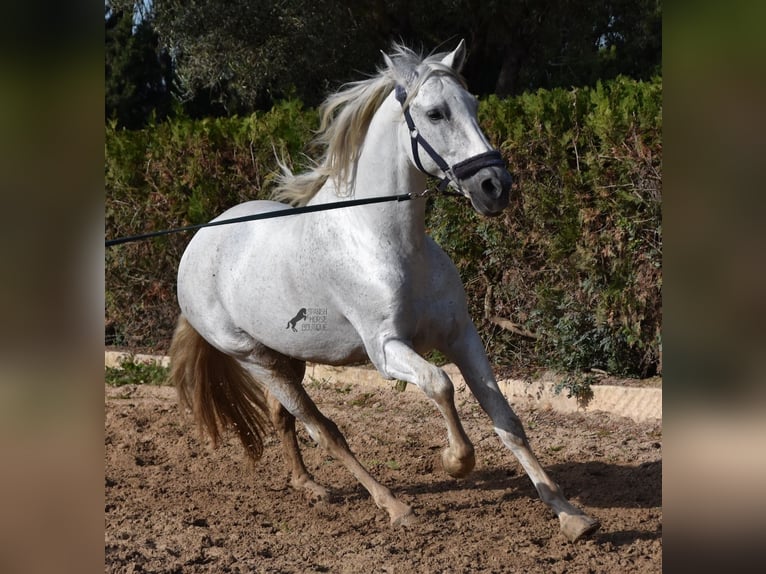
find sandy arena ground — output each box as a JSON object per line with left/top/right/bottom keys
{"left": 105, "top": 376, "right": 661, "bottom": 573}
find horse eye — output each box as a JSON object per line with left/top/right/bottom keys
{"left": 426, "top": 109, "right": 445, "bottom": 122}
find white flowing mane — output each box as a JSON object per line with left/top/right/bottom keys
{"left": 272, "top": 43, "right": 466, "bottom": 206}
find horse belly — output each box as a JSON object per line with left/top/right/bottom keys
{"left": 221, "top": 228, "right": 368, "bottom": 364}
{"left": 246, "top": 301, "right": 369, "bottom": 365}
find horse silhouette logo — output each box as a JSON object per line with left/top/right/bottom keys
{"left": 286, "top": 308, "right": 307, "bottom": 332}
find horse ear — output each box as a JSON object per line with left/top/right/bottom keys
{"left": 381, "top": 50, "right": 410, "bottom": 86}
{"left": 381, "top": 50, "right": 395, "bottom": 72}
{"left": 441, "top": 39, "right": 467, "bottom": 72}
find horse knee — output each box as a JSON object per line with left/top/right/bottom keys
{"left": 422, "top": 369, "right": 454, "bottom": 404}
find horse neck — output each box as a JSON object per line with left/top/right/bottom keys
{"left": 349, "top": 94, "right": 429, "bottom": 243}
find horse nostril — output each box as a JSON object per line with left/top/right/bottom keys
{"left": 481, "top": 177, "right": 501, "bottom": 199}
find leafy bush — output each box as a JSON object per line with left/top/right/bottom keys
{"left": 105, "top": 355, "right": 169, "bottom": 387}
{"left": 105, "top": 78, "right": 661, "bottom": 378}
{"left": 429, "top": 76, "right": 662, "bottom": 378}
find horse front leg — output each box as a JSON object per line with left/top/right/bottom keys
{"left": 381, "top": 339, "right": 475, "bottom": 478}
{"left": 444, "top": 326, "right": 600, "bottom": 542}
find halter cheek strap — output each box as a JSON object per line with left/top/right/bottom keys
{"left": 394, "top": 84, "right": 506, "bottom": 195}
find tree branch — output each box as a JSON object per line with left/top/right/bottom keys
{"left": 488, "top": 316, "right": 540, "bottom": 340}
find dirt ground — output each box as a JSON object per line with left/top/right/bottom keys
{"left": 105, "top": 375, "right": 662, "bottom": 573}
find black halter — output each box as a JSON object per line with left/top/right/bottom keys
{"left": 394, "top": 84, "right": 506, "bottom": 195}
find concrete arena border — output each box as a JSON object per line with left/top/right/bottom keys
{"left": 105, "top": 351, "right": 661, "bottom": 424}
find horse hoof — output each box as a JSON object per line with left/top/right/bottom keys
{"left": 305, "top": 486, "right": 330, "bottom": 506}
{"left": 559, "top": 512, "right": 600, "bottom": 542}
{"left": 441, "top": 448, "right": 475, "bottom": 479}
{"left": 390, "top": 507, "right": 418, "bottom": 528}
{"left": 294, "top": 479, "right": 330, "bottom": 506}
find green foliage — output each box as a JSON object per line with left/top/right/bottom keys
{"left": 553, "top": 373, "right": 596, "bottom": 403}
{"left": 393, "top": 380, "right": 408, "bottom": 393}
{"left": 456, "top": 0, "right": 662, "bottom": 96}
{"left": 105, "top": 6, "right": 174, "bottom": 128}
{"left": 150, "top": 0, "right": 384, "bottom": 112}
{"left": 120, "top": 0, "right": 661, "bottom": 116}
{"left": 105, "top": 78, "right": 662, "bottom": 379}
{"left": 434, "top": 76, "right": 662, "bottom": 378}
{"left": 105, "top": 356, "right": 169, "bottom": 387}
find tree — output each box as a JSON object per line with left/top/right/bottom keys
{"left": 455, "top": 0, "right": 661, "bottom": 96}
{"left": 151, "top": 0, "right": 382, "bottom": 115}
{"left": 111, "top": 0, "right": 661, "bottom": 118}
{"left": 105, "top": 3, "right": 174, "bottom": 128}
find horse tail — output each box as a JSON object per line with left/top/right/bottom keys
{"left": 169, "top": 315, "right": 270, "bottom": 462}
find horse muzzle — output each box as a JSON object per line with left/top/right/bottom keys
{"left": 463, "top": 166, "right": 513, "bottom": 217}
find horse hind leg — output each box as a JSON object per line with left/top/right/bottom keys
{"left": 241, "top": 351, "right": 415, "bottom": 527}
{"left": 265, "top": 388, "right": 329, "bottom": 505}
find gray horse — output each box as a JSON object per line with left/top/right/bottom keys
{"left": 169, "top": 41, "right": 599, "bottom": 542}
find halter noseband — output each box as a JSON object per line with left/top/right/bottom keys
{"left": 394, "top": 84, "right": 506, "bottom": 196}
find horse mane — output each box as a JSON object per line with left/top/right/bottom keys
{"left": 271, "top": 43, "right": 465, "bottom": 206}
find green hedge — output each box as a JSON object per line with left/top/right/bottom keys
{"left": 106, "top": 77, "right": 661, "bottom": 378}
{"left": 430, "top": 76, "right": 662, "bottom": 378}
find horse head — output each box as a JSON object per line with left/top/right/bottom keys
{"left": 385, "top": 40, "right": 513, "bottom": 217}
